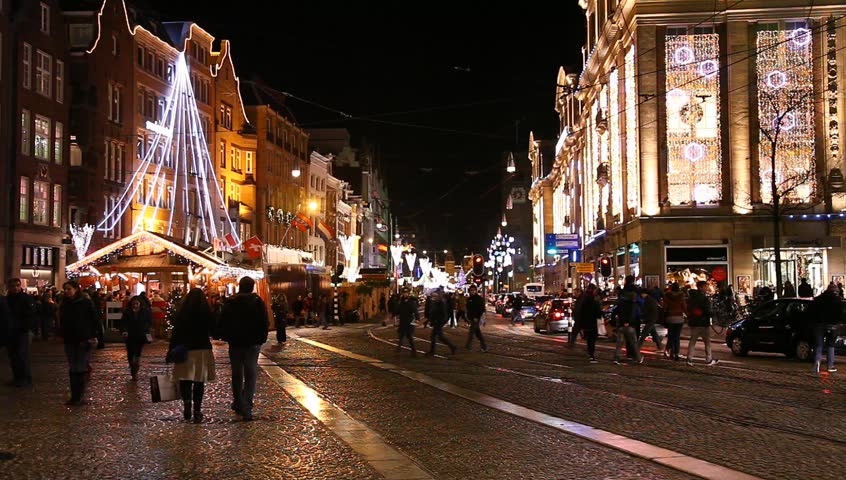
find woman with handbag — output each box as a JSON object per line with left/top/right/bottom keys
{"left": 120, "top": 297, "right": 152, "bottom": 381}
{"left": 168, "top": 288, "right": 216, "bottom": 423}
{"left": 59, "top": 281, "right": 101, "bottom": 406}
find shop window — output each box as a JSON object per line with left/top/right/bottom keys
{"left": 32, "top": 180, "right": 49, "bottom": 225}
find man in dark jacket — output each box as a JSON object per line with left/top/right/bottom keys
{"left": 810, "top": 284, "right": 841, "bottom": 373}
{"left": 574, "top": 285, "right": 602, "bottom": 362}
{"left": 219, "top": 277, "right": 269, "bottom": 421}
{"left": 638, "top": 289, "right": 663, "bottom": 351}
{"left": 396, "top": 288, "right": 418, "bottom": 355}
{"left": 0, "top": 296, "right": 10, "bottom": 351}
{"left": 510, "top": 294, "right": 525, "bottom": 326}
{"left": 5, "top": 279, "right": 36, "bottom": 387}
{"left": 798, "top": 278, "right": 814, "bottom": 298}
{"left": 425, "top": 290, "right": 456, "bottom": 356}
{"left": 686, "top": 281, "right": 718, "bottom": 366}
{"left": 613, "top": 276, "right": 643, "bottom": 365}
{"left": 465, "top": 285, "right": 487, "bottom": 352}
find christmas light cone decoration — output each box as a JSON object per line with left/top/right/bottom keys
{"left": 97, "top": 53, "right": 239, "bottom": 246}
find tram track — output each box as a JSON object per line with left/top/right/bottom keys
{"left": 365, "top": 324, "right": 846, "bottom": 447}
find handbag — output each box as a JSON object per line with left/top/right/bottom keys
{"left": 150, "top": 367, "right": 180, "bottom": 403}
{"left": 166, "top": 344, "right": 188, "bottom": 364}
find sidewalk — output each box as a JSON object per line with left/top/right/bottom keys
{"left": 0, "top": 339, "right": 380, "bottom": 479}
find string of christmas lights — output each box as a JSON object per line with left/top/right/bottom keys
{"left": 757, "top": 29, "right": 816, "bottom": 204}
{"left": 665, "top": 33, "right": 722, "bottom": 206}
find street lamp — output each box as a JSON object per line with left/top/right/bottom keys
{"left": 501, "top": 213, "right": 508, "bottom": 227}
{"left": 291, "top": 162, "right": 301, "bottom": 178}
{"left": 307, "top": 199, "right": 318, "bottom": 212}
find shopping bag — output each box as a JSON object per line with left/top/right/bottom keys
{"left": 150, "top": 373, "right": 180, "bottom": 402}
{"left": 597, "top": 318, "right": 607, "bottom": 336}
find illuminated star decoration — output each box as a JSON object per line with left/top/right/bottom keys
{"left": 70, "top": 223, "right": 95, "bottom": 259}
{"left": 97, "top": 53, "right": 239, "bottom": 246}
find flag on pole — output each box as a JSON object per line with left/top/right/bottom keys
{"left": 295, "top": 212, "right": 314, "bottom": 229}
{"left": 290, "top": 216, "right": 309, "bottom": 232}
{"left": 224, "top": 232, "right": 239, "bottom": 250}
{"left": 316, "top": 221, "right": 335, "bottom": 242}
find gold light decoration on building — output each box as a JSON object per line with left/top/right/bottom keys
{"left": 664, "top": 34, "right": 722, "bottom": 205}
{"left": 609, "top": 69, "right": 622, "bottom": 222}
{"left": 756, "top": 28, "right": 815, "bottom": 203}
{"left": 625, "top": 46, "right": 640, "bottom": 216}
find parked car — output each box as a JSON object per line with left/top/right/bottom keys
{"left": 725, "top": 298, "right": 846, "bottom": 361}
{"left": 533, "top": 298, "right": 574, "bottom": 333}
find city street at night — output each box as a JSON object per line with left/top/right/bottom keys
{"left": 2, "top": 309, "right": 843, "bottom": 479}
{"left": 4, "top": 1, "right": 846, "bottom": 479}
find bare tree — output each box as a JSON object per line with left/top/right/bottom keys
{"left": 758, "top": 87, "right": 817, "bottom": 296}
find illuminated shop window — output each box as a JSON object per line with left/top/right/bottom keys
{"left": 664, "top": 33, "right": 721, "bottom": 205}
{"left": 756, "top": 27, "right": 815, "bottom": 203}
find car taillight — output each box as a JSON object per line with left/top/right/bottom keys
{"left": 553, "top": 312, "right": 563, "bottom": 319}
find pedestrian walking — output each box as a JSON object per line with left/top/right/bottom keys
{"left": 809, "top": 284, "right": 841, "bottom": 373}
{"left": 218, "top": 277, "right": 269, "bottom": 421}
{"left": 5, "top": 279, "right": 36, "bottom": 387}
{"left": 797, "top": 278, "right": 814, "bottom": 298}
{"left": 169, "top": 288, "right": 216, "bottom": 423}
{"left": 272, "top": 294, "right": 289, "bottom": 343}
{"left": 613, "top": 276, "right": 643, "bottom": 365}
{"left": 510, "top": 294, "right": 525, "bottom": 326}
{"left": 638, "top": 288, "right": 663, "bottom": 351}
{"left": 59, "top": 281, "right": 100, "bottom": 405}
{"left": 36, "top": 292, "right": 57, "bottom": 341}
{"left": 781, "top": 280, "right": 796, "bottom": 298}
{"left": 464, "top": 285, "right": 487, "bottom": 352}
{"left": 686, "top": 280, "right": 718, "bottom": 366}
{"left": 663, "top": 282, "right": 686, "bottom": 361}
{"left": 120, "top": 297, "right": 152, "bottom": 381}
{"left": 575, "top": 285, "right": 602, "bottom": 362}
{"left": 292, "top": 295, "right": 305, "bottom": 328}
{"left": 455, "top": 291, "right": 467, "bottom": 325}
{"left": 425, "top": 290, "right": 456, "bottom": 356}
{"left": 568, "top": 288, "right": 584, "bottom": 348}
{"left": 317, "top": 294, "right": 330, "bottom": 330}
{"left": 396, "top": 288, "right": 418, "bottom": 356}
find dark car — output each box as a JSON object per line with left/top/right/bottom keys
{"left": 533, "top": 298, "right": 574, "bottom": 334}
{"left": 725, "top": 298, "right": 846, "bottom": 361}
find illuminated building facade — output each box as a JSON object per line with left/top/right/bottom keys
{"left": 544, "top": 0, "right": 846, "bottom": 295}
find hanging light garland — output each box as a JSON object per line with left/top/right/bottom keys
{"left": 664, "top": 33, "right": 722, "bottom": 206}
{"left": 625, "top": 45, "right": 640, "bottom": 216}
{"left": 756, "top": 28, "right": 815, "bottom": 203}
{"left": 70, "top": 223, "right": 95, "bottom": 259}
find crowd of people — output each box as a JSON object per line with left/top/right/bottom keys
{"left": 0, "top": 276, "right": 269, "bottom": 423}
{"left": 384, "top": 285, "right": 488, "bottom": 356}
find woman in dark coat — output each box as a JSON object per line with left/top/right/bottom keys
{"left": 120, "top": 297, "right": 152, "bottom": 381}
{"left": 169, "top": 288, "right": 216, "bottom": 423}
{"left": 60, "top": 280, "right": 101, "bottom": 406}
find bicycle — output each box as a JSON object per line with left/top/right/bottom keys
{"left": 708, "top": 295, "right": 741, "bottom": 335}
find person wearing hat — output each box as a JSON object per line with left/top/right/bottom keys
{"left": 396, "top": 288, "right": 419, "bottom": 356}
{"left": 465, "top": 285, "right": 487, "bottom": 352}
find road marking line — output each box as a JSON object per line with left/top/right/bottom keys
{"left": 258, "top": 353, "right": 434, "bottom": 480}
{"left": 293, "top": 338, "right": 764, "bottom": 480}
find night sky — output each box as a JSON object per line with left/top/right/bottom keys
{"left": 141, "top": 0, "right": 586, "bottom": 254}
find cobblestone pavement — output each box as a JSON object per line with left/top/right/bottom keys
{"left": 287, "top": 314, "right": 846, "bottom": 480}
{"left": 262, "top": 338, "right": 696, "bottom": 480}
{"left": 0, "top": 339, "right": 381, "bottom": 480}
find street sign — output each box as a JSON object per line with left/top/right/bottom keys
{"left": 544, "top": 233, "right": 581, "bottom": 253}
{"left": 574, "top": 262, "right": 594, "bottom": 273}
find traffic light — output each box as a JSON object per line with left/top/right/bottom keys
{"left": 473, "top": 276, "right": 483, "bottom": 286}
{"left": 332, "top": 264, "right": 345, "bottom": 286}
{"left": 472, "top": 254, "right": 485, "bottom": 276}
{"left": 599, "top": 257, "right": 612, "bottom": 277}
